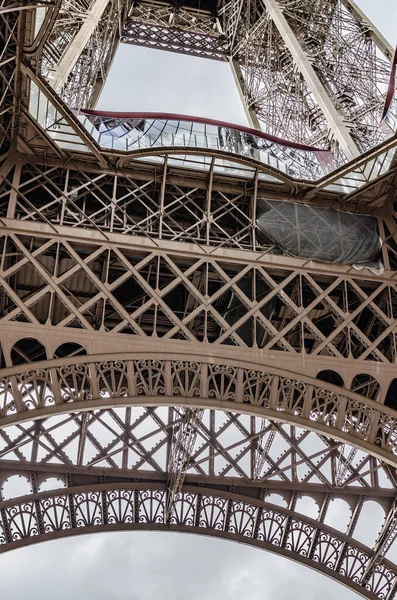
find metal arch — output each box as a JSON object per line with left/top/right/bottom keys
{"left": 2, "top": 6, "right": 397, "bottom": 596}
{"left": 0, "top": 481, "right": 396, "bottom": 600}
{"left": 2, "top": 353, "right": 397, "bottom": 466}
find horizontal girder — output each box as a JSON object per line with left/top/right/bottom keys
{"left": 1, "top": 218, "right": 397, "bottom": 370}
{"left": 122, "top": 1, "right": 227, "bottom": 60}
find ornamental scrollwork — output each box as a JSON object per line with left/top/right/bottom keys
{"left": 170, "top": 492, "right": 196, "bottom": 526}
{"left": 228, "top": 501, "right": 257, "bottom": 537}
{"left": 97, "top": 361, "right": 128, "bottom": 398}
{"left": 343, "top": 400, "right": 374, "bottom": 440}
{"left": 171, "top": 361, "right": 201, "bottom": 397}
{"left": 135, "top": 361, "right": 165, "bottom": 396}
{"left": 57, "top": 364, "right": 92, "bottom": 403}
{"left": 73, "top": 492, "right": 102, "bottom": 527}
{"left": 340, "top": 546, "right": 370, "bottom": 583}
{"left": 310, "top": 388, "right": 339, "bottom": 427}
{"left": 106, "top": 490, "right": 135, "bottom": 524}
{"left": 0, "top": 377, "right": 15, "bottom": 416}
{"left": 199, "top": 495, "right": 227, "bottom": 530}
{"left": 138, "top": 490, "right": 165, "bottom": 524}
{"left": 366, "top": 564, "right": 397, "bottom": 600}
{"left": 312, "top": 533, "right": 343, "bottom": 569}
{"left": 277, "top": 378, "right": 306, "bottom": 415}
{"left": 6, "top": 503, "right": 38, "bottom": 540}
{"left": 18, "top": 371, "right": 55, "bottom": 410}
{"left": 41, "top": 495, "right": 71, "bottom": 532}
{"left": 208, "top": 365, "right": 237, "bottom": 401}
{"left": 0, "top": 521, "right": 5, "bottom": 545}
{"left": 285, "top": 519, "right": 315, "bottom": 556}
{"left": 242, "top": 370, "right": 272, "bottom": 407}
{"left": 257, "top": 509, "right": 286, "bottom": 546}
{"left": 375, "top": 415, "right": 397, "bottom": 455}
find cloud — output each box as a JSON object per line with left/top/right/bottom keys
{"left": 0, "top": 531, "right": 358, "bottom": 600}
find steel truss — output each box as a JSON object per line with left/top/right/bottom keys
{"left": 2, "top": 5, "right": 397, "bottom": 598}
{"left": 3, "top": 218, "right": 397, "bottom": 367}
{"left": 122, "top": 1, "right": 227, "bottom": 60}
{"left": 5, "top": 0, "right": 394, "bottom": 172}
{"left": 120, "top": 0, "right": 396, "bottom": 165}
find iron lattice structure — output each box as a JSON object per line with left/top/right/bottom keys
{"left": 2, "top": 1, "right": 397, "bottom": 599}
{"left": 107, "top": 0, "right": 396, "bottom": 164}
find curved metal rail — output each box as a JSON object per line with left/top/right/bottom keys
{"left": 1, "top": 354, "right": 397, "bottom": 466}
{"left": 0, "top": 483, "right": 396, "bottom": 600}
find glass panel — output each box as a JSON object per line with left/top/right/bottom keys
{"left": 78, "top": 113, "right": 333, "bottom": 181}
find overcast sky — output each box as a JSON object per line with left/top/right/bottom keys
{"left": 2, "top": 2, "right": 396, "bottom": 599}
{"left": 97, "top": 0, "right": 397, "bottom": 122}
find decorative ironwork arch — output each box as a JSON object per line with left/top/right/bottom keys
{"left": 1, "top": 352, "right": 397, "bottom": 466}
{"left": 0, "top": 483, "right": 396, "bottom": 600}
{"left": 2, "top": 5, "right": 397, "bottom": 599}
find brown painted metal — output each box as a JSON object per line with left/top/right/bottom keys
{"left": 2, "top": 5, "right": 397, "bottom": 600}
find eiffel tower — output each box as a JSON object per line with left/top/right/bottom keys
{"left": 1, "top": 1, "right": 397, "bottom": 597}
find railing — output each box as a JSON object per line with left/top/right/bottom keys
{"left": 79, "top": 110, "right": 334, "bottom": 180}
{"left": 26, "top": 66, "right": 397, "bottom": 188}
{"left": 1, "top": 356, "right": 396, "bottom": 462}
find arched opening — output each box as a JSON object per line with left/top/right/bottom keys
{"left": 385, "top": 379, "right": 397, "bottom": 410}
{"left": 11, "top": 338, "right": 46, "bottom": 365}
{"left": 38, "top": 477, "right": 67, "bottom": 492}
{"left": 316, "top": 370, "right": 344, "bottom": 388}
{"left": 355, "top": 501, "right": 385, "bottom": 548}
{"left": 0, "top": 531, "right": 361, "bottom": 600}
{"left": 351, "top": 374, "right": 380, "bottom": 401}
{"left": 264, "top": 493, "right": 288, "bottom": 508}
{"left": 324, "top": 498, "right": 351, "bottom": 533}
{"left": 53, "top": 342, "right": 87, "bottom": 359}
{"left": 294, "top": 496, "right": 319, "bottom": 520}
{"left": 1, "top": 475, "right": 32, "bottom": 500}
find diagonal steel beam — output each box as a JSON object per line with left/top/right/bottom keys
{"left": 49, "top": 0, "right": 111, "bottom": 93}
{"left": 261, "top": 0, "right": 360, "bottom": 160}
{"left": 166, "top": 407, "right": 204, "bottom": 520}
